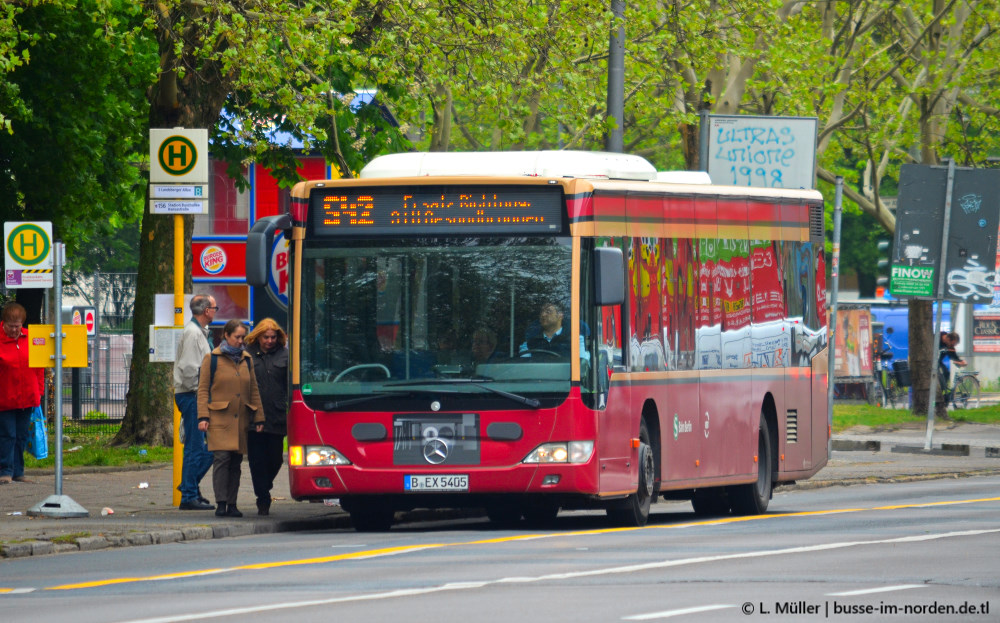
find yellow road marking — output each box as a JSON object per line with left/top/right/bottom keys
{"left": 4, "top": 495, "right": 997, "bottom": 593}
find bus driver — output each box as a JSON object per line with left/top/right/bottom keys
{"left": 519, "top": 301, "right": 572, "bottom": 358}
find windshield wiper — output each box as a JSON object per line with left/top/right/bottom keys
{"left": 384, "top": 378, "right": 541, "bottom": 409}
{"left": 323, "top": 389, "right": 413, "bottom": 410}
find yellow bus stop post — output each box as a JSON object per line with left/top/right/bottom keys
{"left": 173, "top": 213, "right": 184, "bottom": 507}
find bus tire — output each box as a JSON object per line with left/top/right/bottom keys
{"left": 728, "top": 416, "right": 773, "bottom": 516}
{"left": 606, "top": 420, "right": 654, "bottom": 527}
{"left": 349, "top": 502, "right": 395, "bottom": 532}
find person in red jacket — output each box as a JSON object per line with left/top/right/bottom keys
{"left": 0, "top": 302, "right": 45, "bottom": 484}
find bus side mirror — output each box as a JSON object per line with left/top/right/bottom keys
{"left": 247, "top": 214, "right": 292, "bottom": 287}
{"left": 593, "top": 247, "right": 624, "bottom": 307}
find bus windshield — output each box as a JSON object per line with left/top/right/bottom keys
{"left": 299, "top": 236, "right": 574, "bottom": 407}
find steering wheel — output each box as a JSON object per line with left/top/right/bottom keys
{"left": 522, "top": 349, "right": 563, "bottom": 360}
{"left": 332, "top": 364, "right": 391, "bottom": 382}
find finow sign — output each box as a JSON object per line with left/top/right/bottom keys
{"left": 890, "top": 265, "right": 934, "bottom": 297}
{"left": 891, "top": 164, "right": 1000, "bottom": 302}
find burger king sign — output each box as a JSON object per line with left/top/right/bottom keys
{"left": 191, "top": 241, "right": 246, "bottom": 279}
{"left": 200, "top": 245, "right": 227, "bottom": 275}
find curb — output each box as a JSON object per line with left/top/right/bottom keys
{"left": 831, "top": 439, "right": 881, "bottom": 452}
{"left": 832, "top": 439, "right": 1000, "bottom": 458}
{"left": 891, "top": 443, "right": 969, "bottom": 457}
{"left": 0, "top": 508, "right": 480, "bottom": 560}
{"left": 0, "top": 515, "right": 354, "bottom": 560}
{"left": 781, "top": 468, "right": 1000, "bottom": 491}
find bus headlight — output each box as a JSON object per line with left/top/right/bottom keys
{"left": 523, "top": 441, "right": 594, "bottom": 464}
{"left": 289, "top": 445, "right": 352, "bottom": 466}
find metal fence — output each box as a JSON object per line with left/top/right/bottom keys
{"left": 2, "top": 273, "right": 137, "bottom": 436}
{"left": 59, "top": 273, "right": 137, "bottom": 436}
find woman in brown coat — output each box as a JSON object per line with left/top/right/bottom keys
{"left": 197, "top": 319, "right": 264, "bottom": 517}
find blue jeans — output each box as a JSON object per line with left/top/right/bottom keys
{"left": 175, "top": 392, "right": 212, "bottom": 502}
{"left": 0, "top": 408, "right": 31, "bottom": 479}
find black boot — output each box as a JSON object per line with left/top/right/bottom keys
{"left": 215, "top": 502, "right": 228, "bottom": 517}
{"left": 226, "top": 504, "right": 243, "bottom": 518}
{"left": 256, "top": 498, "right": 270, "bottom": 516}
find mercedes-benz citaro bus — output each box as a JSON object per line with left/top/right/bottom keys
{"left": 246, "top": 151, "right": 829, "bottom": 531}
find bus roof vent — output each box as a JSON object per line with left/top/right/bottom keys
{"left": 360, "top": 151, "right": 657, "bottom": 181}
{"left": 654, "top": 170, "right": 712, "bottom": 184}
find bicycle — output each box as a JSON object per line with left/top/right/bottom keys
{"left": 947, "top": 370, "right": 981, "bottom": 409}
{"left": 872, "top": 347, "right": 902, "bottom": 409}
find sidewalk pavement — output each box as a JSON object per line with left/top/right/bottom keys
{"left": 3, "top": 422, "right": 1000, "bottom": 560}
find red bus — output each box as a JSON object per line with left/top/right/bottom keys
{"left": 247, "top": 151, "right": 829, "bottom": 531}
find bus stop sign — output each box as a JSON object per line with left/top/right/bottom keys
{"left": 4, "top": 221, "right": 54, "bottom": 288}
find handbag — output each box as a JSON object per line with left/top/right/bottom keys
{"left": 27, "top": 406, "right": 48, "bottom": 460}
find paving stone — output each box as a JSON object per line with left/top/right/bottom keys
{"left": 1, "top": 543, "right": 33, "bottom": 558}
{"left": 181, "top": 526, "right": 214, "bottom": 541}
{"left": 105, "top": 534, "right": 128, "bottom": 547}
{"left": 76, "top": 536, "right": 109, "bottom": 551}
{"left": 52, "top": 542, "right": 79, "bottom": 554}
{"left": 150, "top": 530, "right": 183, "bottom": 544}
{"left": 224, "top": 524, "right": 254, "bottom": 538}
{"left": 30, "top": 540, "right": 54, "bottom": 556}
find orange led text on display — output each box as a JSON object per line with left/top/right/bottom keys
{"left": 320, "top": 192, "right": 547, "bottom": 228}
{"left": 311, "top": 185, "right": 562, "bottom": 235}
{"left": 322, "top": 195, "right": 375, "bottom": 226}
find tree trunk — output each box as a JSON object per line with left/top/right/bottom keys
{"left": 114, "top": 2, "right": 229, "bottom": 445}
{"left": 112, "top": 204, "right": 186, "bottom": 446}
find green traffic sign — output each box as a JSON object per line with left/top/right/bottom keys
{"left": 889, "top": 264, "right": 935, "bottom": 297}
{"left": 6, "top": 222, "right": 51, "bottom": 267}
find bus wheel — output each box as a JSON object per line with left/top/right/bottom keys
{"left": 607, "top": 420, "right": 654, "bottom": 527}
{"left": 350, "top": 502, "right": 395, "bottom": 532}
{"left": 691, "top": 488, "right": 730, "bottom": 516}
{"left": 728, "top": 417, "right": 773, "bottom": 516}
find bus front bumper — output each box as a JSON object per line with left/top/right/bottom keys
{"left": 288, "top": 461, "right": 600, "bottom": 501}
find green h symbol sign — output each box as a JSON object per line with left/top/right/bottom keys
{"left": 6, "top": 223, "right": 50, "bottom": 266}
{"left": 158, "top": 136, "right": 198, "bottom": 176}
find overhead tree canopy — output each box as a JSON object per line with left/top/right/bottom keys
{"left": 3, "top": 1, "right": 999, "bottom": 440}
{"left": 117, "top": 0, "right": 416, "bottom": 445}
{"left": 0, "top": 0, "right": 156, "bottom": 319}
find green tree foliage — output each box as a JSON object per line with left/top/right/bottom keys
{"left": 3, "top": 0, "right": 997, "bottom": 441}
{"left": 0, "top": 0, "right": 37, "bottom": 134}
{"left": 119, "top": 0, "right": 416, "bottom": 445}
{"left": 0, "top": 1, "right": 155, "bottom": 266}
{"left": 0, "top": 1, "right": 155, "bottom": 324}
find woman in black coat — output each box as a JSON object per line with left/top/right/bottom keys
{"left": 245, "top": 318, "right": 289, "bottom": 515}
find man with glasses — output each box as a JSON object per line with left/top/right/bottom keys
{"left": 519, "top": 301, "right": 572, "bottom": 358}
{"left": 173, "top": 293, "right": 217, "bottom": 510}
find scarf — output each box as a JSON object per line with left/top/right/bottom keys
{"left": 220, "top": 342, "right": 244, "bottom": 363}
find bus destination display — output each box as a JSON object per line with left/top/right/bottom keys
{"left": 310, "top": 185, "right": 563, "bottom": 236}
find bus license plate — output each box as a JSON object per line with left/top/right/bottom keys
{"left": 405, "top": 474, "right": 469, "bottom": 492}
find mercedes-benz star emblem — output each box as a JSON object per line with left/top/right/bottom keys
{"left": 422, "top": 438, "right": 449, "bottom": 464}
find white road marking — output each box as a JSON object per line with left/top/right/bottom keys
{"left": 828, "top": 584, "right": 926, "bottom": 596}
{"left": 113, "top": 528, "right": 1000, "bottom": 623}
{"left": 623, "top": 604, "right": 735, "bottom": 620}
